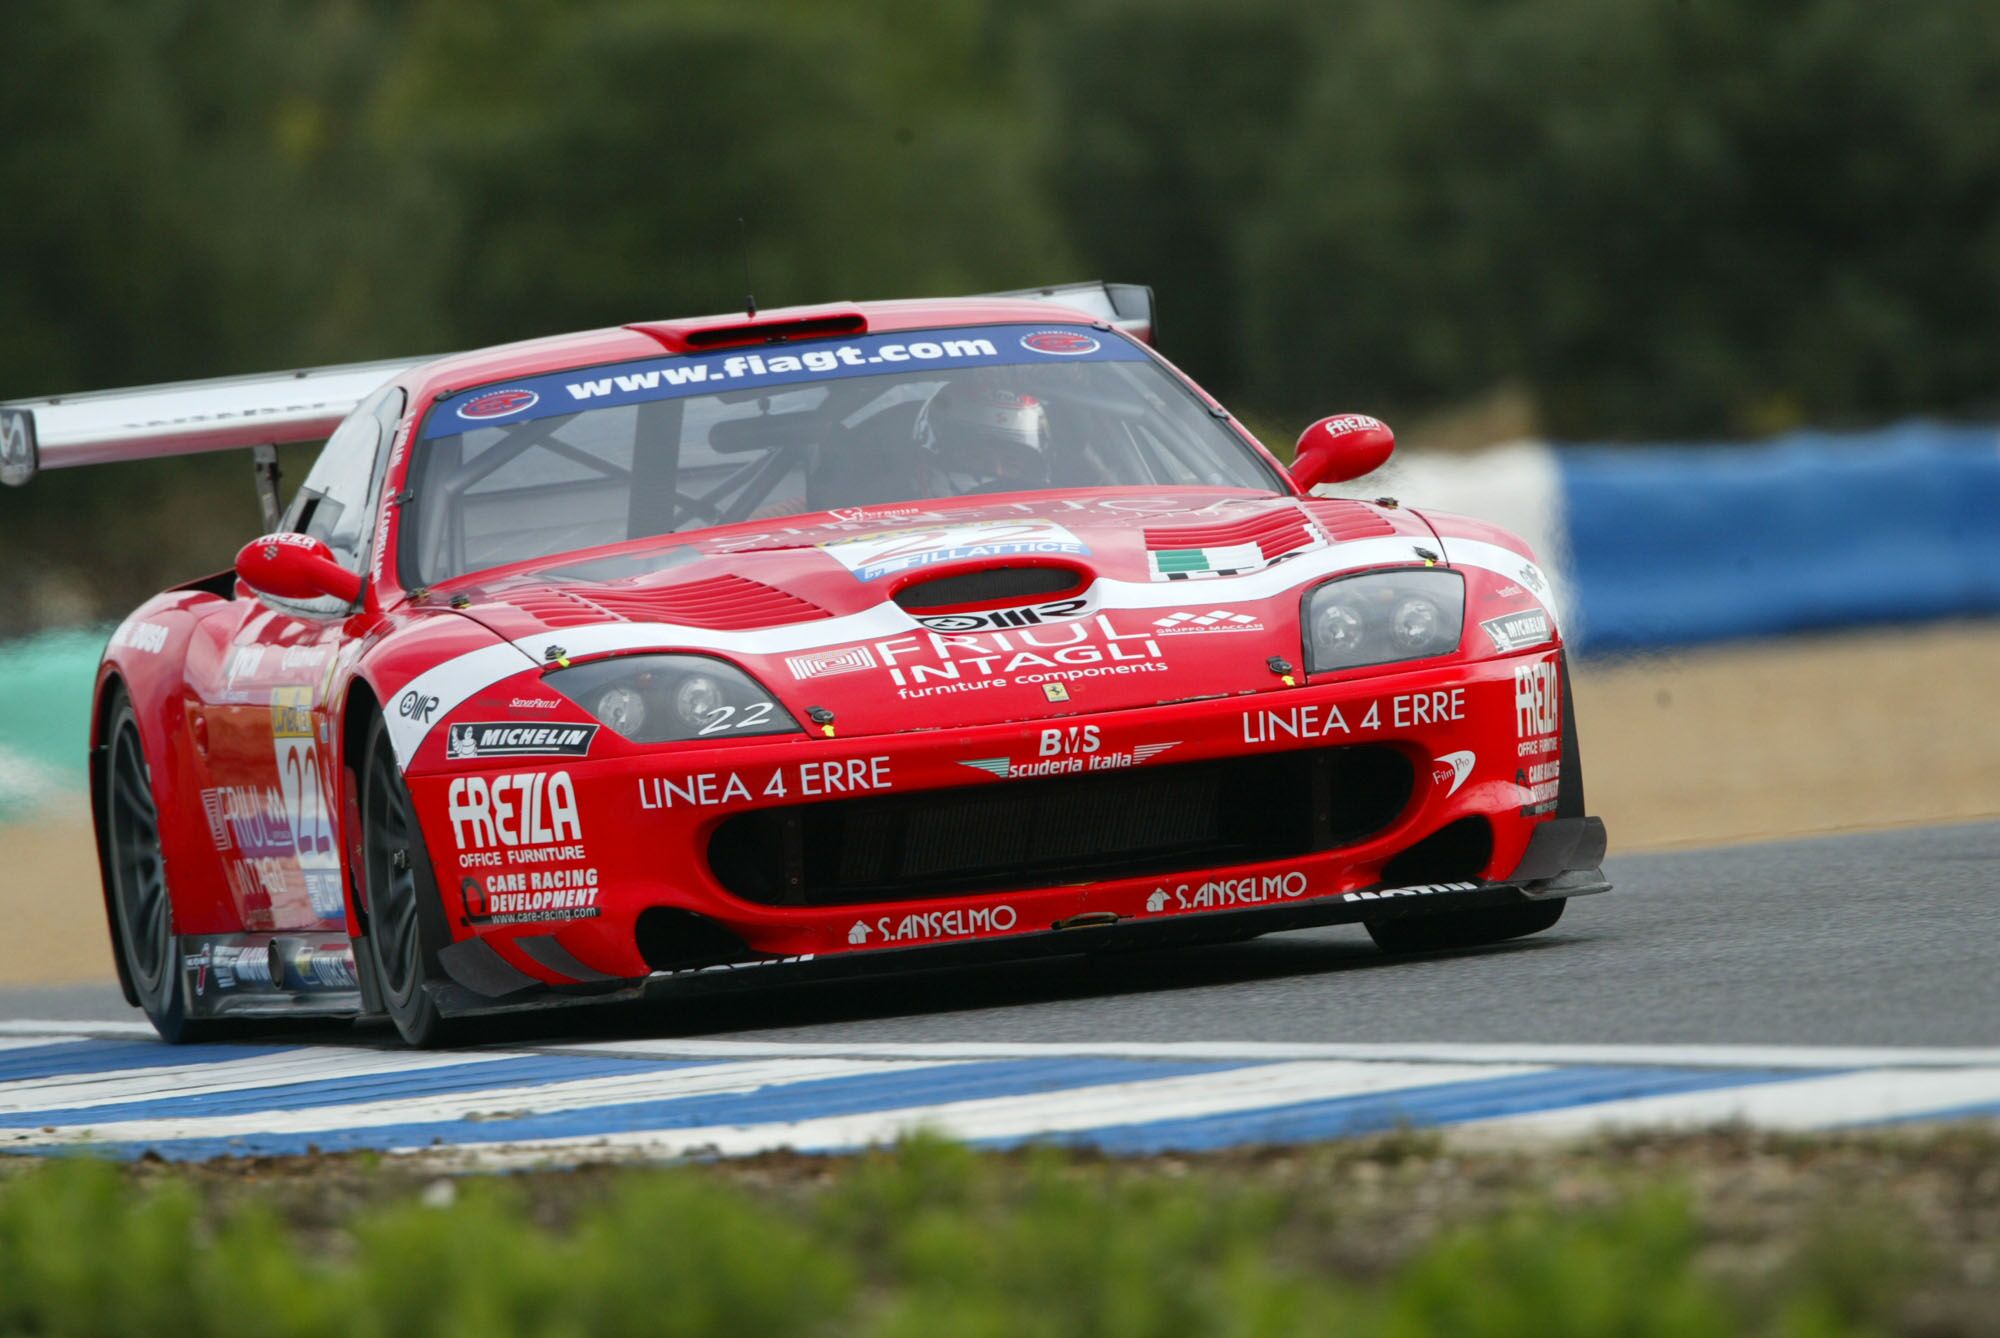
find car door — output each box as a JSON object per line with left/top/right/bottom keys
{"left": 192, "top": 386, "right": 405, "bottom": 932}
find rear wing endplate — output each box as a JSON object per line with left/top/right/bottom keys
{"left": 0, "top": 280, "right": 1152, "bottom": 487}
{"left": 982, "top": 280, "right": 1154, "bottom": 344}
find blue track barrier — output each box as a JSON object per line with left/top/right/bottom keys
{"left": 1557, "top": 422, "right": 2000, "bottom": 651}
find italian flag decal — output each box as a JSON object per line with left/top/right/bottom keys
{"left": 1146, "top": 543, "right": 1268, "bottom": 581}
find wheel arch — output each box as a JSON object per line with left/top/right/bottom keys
{"left": 338, "top": 675, "right": 386, "bottom": 935}
{"left": 89, "top": 670, "right": 141, "bottom": 1007}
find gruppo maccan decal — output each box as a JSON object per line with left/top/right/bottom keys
{"left": 8, "top": 280, "right": 1606, "bottom": 1045}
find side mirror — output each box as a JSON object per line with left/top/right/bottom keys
{"left": 235, "top": 533, "right": 363, "bottom": 605}
{"left": 1290, "top": 414, "right": 1395, "bottom": 491}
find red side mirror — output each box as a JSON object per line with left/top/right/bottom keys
{"left": 1290, "top": 414, "right": 1395, "bottom": 491}
{"left": 235, "top": 533, "right": 363, "bottom": 605}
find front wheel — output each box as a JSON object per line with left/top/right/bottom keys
{"left": 1365, "top": 898, "right": 1565, "bottom": 954}
{"left": 100, "top": 691, "right": 217, "bottom": 1043}
{"left": 357, "top": 711, "right": 460, "bottom": 1046}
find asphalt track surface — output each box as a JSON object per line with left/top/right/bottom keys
{"left": 3, "top": 820, "right": 1995, "bottom": 1049}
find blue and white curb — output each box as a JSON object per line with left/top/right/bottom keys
{"left": 0, "top": 1023, "right": 1994, "bottom": 1166}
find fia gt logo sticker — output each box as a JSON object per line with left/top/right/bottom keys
{"left": 458, "top": 388, "right": 540, "bottom": 421}
{"left": 1020, "top": 329, "right": 1101, "bottom": 356}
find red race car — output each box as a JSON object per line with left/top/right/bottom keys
{"left": 0, "top": 282, "right": 1607, "bottom": 1045}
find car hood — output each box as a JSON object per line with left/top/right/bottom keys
{"left": 441, "top": 490, "right": 1443, "bottom": 736}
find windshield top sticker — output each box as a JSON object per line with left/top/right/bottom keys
{"left": 422, "top": 324, "right": 1147, "bottom": 439}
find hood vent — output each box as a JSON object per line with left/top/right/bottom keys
{"left": 1144, "top": 506, "right": 1324, "bottom": 563}
{"left": 592, "top": 575, "right": 829, "bottom": 628}
{"left": 502, "top": 575, "right": 829, "bottom": 630}
{"left": 1301, "top": 498, "right": 1398, "bottom": 542}
{"left": 495, "top": 589, "right": 614, "bottom": 628}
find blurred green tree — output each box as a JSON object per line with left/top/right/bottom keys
{"left": 4, "top": 0, "right": 2000, "bottom": 628}
{"left": 370, "top": 0, "right": 1073, "bottom": 344}
{"left": 1239, "top": 0, "right": 2000, "bottom": 436}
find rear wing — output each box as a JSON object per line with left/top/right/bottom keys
{"left": 0, "top": 279, "right": 1153, "bottom": 490}
{"left": 0, "top": 356, "right": 421, "bottom": 488}
{"left": 983, "top": 280, "right": 1154, "bottom": 344}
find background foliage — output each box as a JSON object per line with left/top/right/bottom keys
{"left": 0, "top": 1139, "right": 1951, "bottom": 1338}
{"left": 4, "top": 0, "right": 1998, "bottom": 626}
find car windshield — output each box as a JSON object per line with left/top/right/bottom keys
{"left": 400, "top": 323, "right": 1281, "bottom": 586}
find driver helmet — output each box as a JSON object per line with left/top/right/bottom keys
{"left": 914, "top": 378, "right": 1052, "bottom": 488}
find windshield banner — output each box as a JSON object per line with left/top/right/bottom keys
{"left": 422, "top": 323, "right": 1149, "bottom": 439}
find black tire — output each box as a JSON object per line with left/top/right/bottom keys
{"left": 100, "top": 691, "right": 219, "bottom": 1043}
{"left": 1365, "top": 898, "right": 1566, "bottom": 954}
{"left": 357, "top": 710, "right": 460, "bottom": 1047}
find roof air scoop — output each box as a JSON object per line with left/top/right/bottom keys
{"left": 633, "top": 311, "right": 869, "bottom": 353}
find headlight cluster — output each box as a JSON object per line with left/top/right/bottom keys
{"left": 1303, "top": 569, "right": 1465, "bottom": 673}
{"left": 545, "top": 654, "right": 799, "bottom": 743}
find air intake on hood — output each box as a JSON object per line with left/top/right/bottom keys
{"left": 893, "top": 564, "right": 1085, "bottom": 611}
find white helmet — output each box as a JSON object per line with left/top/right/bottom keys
{"left": 915, "top": 378, "right": 1053, "bottom": 489}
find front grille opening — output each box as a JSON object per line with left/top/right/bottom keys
{"left": 1323, "top": 746, "right": 1415, "bottom": 842}
{"left": 634, "top": 907, "right": 753, "bottom": 973}
{"left": 1380, "top": 817, "right": 1493, "bottom": 887}
{"left": 710, "top": 745, "right": 1414, "bottom": 907}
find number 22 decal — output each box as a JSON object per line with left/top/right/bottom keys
{"left": 698, "top": 701, "right": 776, "bottom": 736}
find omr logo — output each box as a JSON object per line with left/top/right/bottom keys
{"left": 458, "top": 388, "right": 539, "bottom": 421}
{"left": 1020, "top": 329, "right": 1101, "bottom": 357}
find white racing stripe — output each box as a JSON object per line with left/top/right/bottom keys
{"left": 1468, "top": 1068, "right": 2000, "bottom": 1138}
{"left": 432, "top": 1060, "right": 1547, "bottom": 1168}
{"left": 0, "top": 1020, "right": 158, "bottom": 1038}
{"left": 549, "top": 1038, "right": 2000, "bottom": 1072}
{"left": 0, "top": 1046, "right": 518, "bottom": 1115}
{"left": 0, "top": 1057, "right": 951, "bottom": 1150}
{"left": 387, "top": 533, "right": 1552, "bottom": 762}
{"left": 0, "top": 1035, "right": 87, "bottom": 1055}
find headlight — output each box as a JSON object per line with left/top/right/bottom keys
{"left": 544, "top": 654, "right": 800, "bottom": 743}
{"left": 1303, "top": 569, "right": 1465, "bottom": 673}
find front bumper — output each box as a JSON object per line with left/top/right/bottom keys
{"left": 406, "top": 646, "right": 1605, "bottom": 1004}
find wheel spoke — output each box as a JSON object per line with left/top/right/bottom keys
{"left": 106, "top": 721, "right": 175, "bottom": 994}
{"left": 114, "top": 766, "right": 151, "bottom": 820}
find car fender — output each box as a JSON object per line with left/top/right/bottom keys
{"left": 90, "top": 590, "right": 235, "bottom": 990}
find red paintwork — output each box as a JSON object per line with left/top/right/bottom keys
{"left": 234, "top": 534, "right": 363, "bottom": 605}
{"left": 90, "top": 294, "right": 1575, "bottom": 1016}
{"left": 1291, "top": 415, "right": 1396, "bottom": 490}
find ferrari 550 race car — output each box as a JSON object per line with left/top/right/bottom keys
{"left": 0, "top": 281, "right": 1607, "bottom": 1045}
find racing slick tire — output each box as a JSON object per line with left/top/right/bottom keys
{"left": 99, "top": 689, "right": 222, "bottom": 1044}
{"left": 357, "top": 711, "right": 462, "bottom": 1047}
{"left": 1364, "top": 898, "right": 1565, "bottom": 954}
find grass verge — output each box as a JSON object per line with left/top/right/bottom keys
{"left": 2, "top": 1128, "right": 1995, "bottom": 1335}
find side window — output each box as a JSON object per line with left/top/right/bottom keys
{"left": 284, "top": 386, "right": 406, "bottom": 575}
